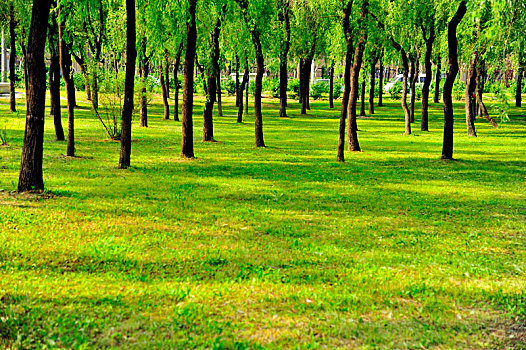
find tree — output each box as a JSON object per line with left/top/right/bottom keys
{"left": 419, "top": 2, "right": 437, "bottom": 131}
{"left": 118, "top": 0, "right": 136, "bottom": 168}
{"left": 278, "top": 0, "right": 291, "bottom": 118}
{"left": 181, "top": 0, "right": 197, "bottom": 158}
{"left": 48, "top": 2, "right": 64, "bottom": 141}
{"left": 441, "top": 1, "right": 466, "bottom": 160}
{"left": 18, "top": 0, "right": 52, "bottom": 192}
{"left": 9, "top": 2, "right": 17, "bottom": 112}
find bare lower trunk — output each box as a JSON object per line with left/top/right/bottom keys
{"left": 441, "top": 1, "right": 466, "bottom": 160}
{"left": 119, "top": 0, "right": 137, "bottom": 168}
{"left": 174, "top": 42, "right": 183, "bottom": 121}
{"left": 161, "top": 67, "right": 169, "bottom": 121}
{"left": 216, "top": 71, "right": 223, "bottom": 116}
{"left": 59, "top": 18, "right": 75, "bottom": 157}
{"left": 164, "top": 51, "right": 170, "bottom": 99}
{"left": 421, "top": 24, "right": 435, "bottom": 131}
{"left": 409, "top": 54, "right": 418, "bottom": 123}
{"left": 465, "top": 58, "right": 477, "bottom": 137}
{"left": 360, "top": 72, "right": 366, "bottom": 116}
{"left": 181, "top": 0, "right": 197, "bottom": 158}
{"left": 235, "top": 55, "right": 240, "bottom": 107}
{"left": 378, "top": 54, "right": 384, "bottom": 107}
{"left": 238, "top": 62, "right": 249, "bottom": 123}
{"left": 434, "top": 57, "right": 441, "bottom": 103}
{"left": 329, "top": 60, "right": 334, "bottom": 109}
{"left": 48, "top": 10, "right": 64, "bottom": 141}
{"left": 368, "top": 56, "right": 377, "bottom": 115}
{"left": 18, "top": 0, "right": 51, "bottom": 192}
{"left": 9, "top": 4, "right": 17, "bottom": 113}
{"left": 475, "top": 62, "right": 498, "bottom": 128}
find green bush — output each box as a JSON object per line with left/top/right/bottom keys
{"left": 311, "top": 81, "right": 330, "bottom": 100}
{"left": 223, "top": 79, "right": 237, "bottom": 96}
{"left": 73, "top": 72, "right": 86, "bottom": 91}
{"left": 389, "top": 81, "right": 403, "bottom": 100}
{"left": 288, "top": 78, "right": 300, "bottom": 99}
{"left": 263, "top": 78, "right": 280, "bottom": 98}
{"left": 453, "top": 79, "right": 465, "bottom": 101}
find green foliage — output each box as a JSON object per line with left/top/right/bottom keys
{"left": 223, "top": 79, "right": 237, "bottom": 96}
{"left": 311, "top": 80, "right": 329, "bottom": 100}
{"left": 262, "top": 78, "right": 280, "bottom": 98}
{"left": 389, "top": 81, "right": 403, "bottom": 100}
{"left": 453, "top": 79, "right": 465, "bottom": 101}
{"left": 288, "top": 78, "right": 300, "bottom": 99}
{"left": 72, "top": 72, "right": 85, "bottom": 92}
{"left": 490, "top": 84, "right": 511, "bottom": 122}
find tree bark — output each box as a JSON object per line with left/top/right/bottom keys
{"left": 59, "top": 15, "right": 75, "bottom": 157}
{"left": 9, "top": 4, "right": 17, "bottom": 113}
{"left": 164, "top": 50, "right": 170, "bottom": 99}
{"left": 329, "top": 60, "right": 334, "bottom": 109}
{"left": 441, "top": 1, "right": 466, "bottom": 160}
{"left": 368, "top": 55, "right": 377, "bottom": 115}
{"left": 279, "top": 0, "right": 291, "bottom": 118}
{"left": 216, "top": 70, "right": 223, "bottom": 116}
{"left": 378, "top": 52, "right": 384, "bottom": 107}
{"left": 391, "top": 41, "right": 411, "bottom": 134}
{"left": 139, "top": 38, "right": 149, "bottom": 126}
{"left": 347, "top": 0, "right": 368, "bottom": 152}
{"left": 161, "top": 64, "right": 170, "bottom": 121}
{"left": 181, "top": 0, "right": 197, "bottom": 158}
{"left": 360, "top": 70, "right": 366, "bottom": 116}
{"left": 119, "top": 0, "right": 137, "bottom": 168}
{"left": 173, "top": 41, "right": 183, "bottom": 121}
{"left": 18, "top": 0, "right": 51, "bottom": 192}
{"left": 203, "top": 17, "right": 221, "bottom": 142}
{"left": 421, "top": 23, "right": 435, "bottom": 131}
{"left": 337, "top": 0, "right": 354, "bottom": 162}
{"left": 475, "top": 61, "right": 498, "bottom": 128}
{"left": 434, "top": 56, "right": 441, "bottom": 103}
{"left": 238, "top": 60, "right": 249, "bottom": 123}
{"left": 48, "top": 7, "right": 64, "bottom": 141}
{"left": 235, "top": 55, "right": 240, "bottom": 107}
{"left": 465, "top": 57, "right": 477, "bottom": 137}
{"left": 516, "top": 45, "right": 524, "bottom": 107}
{"left": 409, "top": 52, "right": 418, "bottom": 123}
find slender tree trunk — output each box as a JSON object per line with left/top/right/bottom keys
{"left": 181, "top": 0, "right": 197, "bottom": 158}
{"left": 235, "top": 55, "right": 240, "bottom": 107}
{"left": 9, "top": 4, "right": 17, "bottom": 113}
{"left": 119, "top": 0, "right": 137, "bottom": 168}
{"left": 434, "top": 56, "right": 441, "bottom": 103}
{"left": 161, "top": 65, "right": 170, "bottom": 121}
{"left": 217, "top": 70, "right": 223, "bottom": 116}
{"left": 441, "top": 1, "right": 466, "bottom": 160}
{"left": 409, "top": 53, "right": 418, "bottom": 123}
{"left": 421, "top": 24, "right": 435, "bottom": 131}
{"left": 305, "top": 57, "right": 313, "bottom": 110}
{"left": 299, "top": 58, "right": 304, "bottom": 105}
{"left": 203, "top": 17, "right": 221, "bottom": 142}
{"left": 337, "top": 0, "right": 354, "bottom": 162}
{"left": 253, "top": 40, "right": 265, "bottom": 147}
{"left": 48, "top": 8, "right": 64, "bottom": 141}
{"left": 59, "top": 16, "right": 75, "bottom": 157}
{"left": 378, "top": 53, "right": 384, "bottom": 107}
{"left": 329, "top": 60, "right": 335, "bottom": 109}
{"left": 347, "top": 0, "right": 368, "bottom": 152}
{"left": 245, "top": 68, "right": 249, "bottom": 115}
{"left": 516, "top": 46, "right": 524, "bottom": 107}
{"left": 279, "top": 1, "right": 291, "bottom": 118}
{"left": 139, "top": 55, "right": 149, "bottom": 126}
{"left": 164, "top": 50, "right": 170, "bottom": 99}
{"left": 18, "top": 0, "right": 51, "bottom": 192}
{"left": 368, "top": 56, "right": 377, "bottom": 115}
{"left": 238, "top": 61, "right": 249, "bottom": 123}
{"left": 477, "top": 63, "right": 485, "bottom": 118}
{"left": 174, "top": 42, "right": 183, "bottom": 121}
{"left": 360, "top": 70, "right": 366, "bottom": 116}
{"left": 465, "top": 57, "right": 477, "bottom": 137}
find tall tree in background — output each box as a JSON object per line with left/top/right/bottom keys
{"left": 9, "top": 2, "right": 17, "bottom": 112}
{"left": 278, "top": 0, "right": 291, "bottom": 118}
{"left": 181, "top": 0, "right": 197, "bottom": 158}
{"left": 48, "top": 2, "right": 64, "bottom": 141}
{"left": 59, "top": 5, "right": 75, "bottom": 156}
{"left": 441, "top": 1, "right": 466, "bottom": 160}
{"left": 18, "top": 0, "right": 52, "bottom": 192}
{"left": 119, "top": 0, "right": 136, "bottom": 168}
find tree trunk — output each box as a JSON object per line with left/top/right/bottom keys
{"left": 421, "top": 24, "right": 435, "bottom": 131}
{"left": 253, "top": 38, "right": 265, "bottom": 147}
{"left": 139, "top": 42, "right": 149, "bottom": 126}
{"left": 216, "top": 70, "right": 223, "bottom": 116}
{"left": 299, "top": 58, "right": 304, "bottom": 105}
{"left": 173, "top": 42, "right": 183, "bottom": 121}
{"left": 516, "top": 46, "right": 524, "bottom": 107}
{"left": 18, "top": 0, "right": 51, "bottom": 192}
{"left": 368, "top": 55, "right": 377, "bottom": 115}
{"left": 434, "top": 56, "right": 441, "bottom": 103}
{"left": 378, "top": 53, "right": 384, "bottom": 107}
{"left": 235, "top": 55, "right": 240, "bottom": 107}
{"left": 119, "top": 0, "right": 137, "bottom": 168}
{"left": 360, "top": 70, "right": 366, "bottom": 116}
{"left": 347, "top": 0, "right": 368, "bottom": 152}
{"left": 329, "top": 60, "right": 334, "bottom": 109}
{"left": 48, "top": 8, "right": 64, "bottom": 141}
{"left": 9, "top": 4, "right": 17, "bottom": 113}
{"left": 337, "top": 0, "right": 354, "bottom": 162}
{"left": 164, "top": 50, "right": 170, "bottom": 99}
{"left": 465, "top": 58, "right": 477, "bottom": 137}
{"left": 238, "top": 61, "right": 249, "bottom": 123}
{"left": 279, "top": 1, "right": 291, "bottom": 118}
{"left": 409, "top": 53, "right": 417, "bottom": 123}
{"left": 181, "top": 0, "right": 197, "bottom": 158}
{"left": 203, "top": 17, "right": 221, "bottom": 142}
{"left": 59, "top": 17, "right": 75, "bottom": 157}
{"left": 161, "top": 65, "right": 170, "bottom": 121}
{"left": 441, "top": 1, "right": 466, "bottom": 160}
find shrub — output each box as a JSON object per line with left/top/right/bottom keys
{"left": 311, "top": 81, "right": 330, "bottom": 100}
{"left": 223, "top": 79, "right": 237, "bottom": 96}
{"left": 288, "top": 78, "right": 300, "bottom": 99}
{"left": 453, "top": 79, "right": 465, "bottom": 101}
{"left": 73, "top": 72, "right": 86, "bottom": 91}
{"left": 389, "top": 81, "right": 402, "bottom": 100}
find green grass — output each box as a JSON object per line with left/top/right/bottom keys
{"left": 0, "top": 90, "right": 525, "bottom": 349}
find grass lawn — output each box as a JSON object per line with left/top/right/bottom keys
{"left": 0, "top": 90, "right": 525, "bottom": 349}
